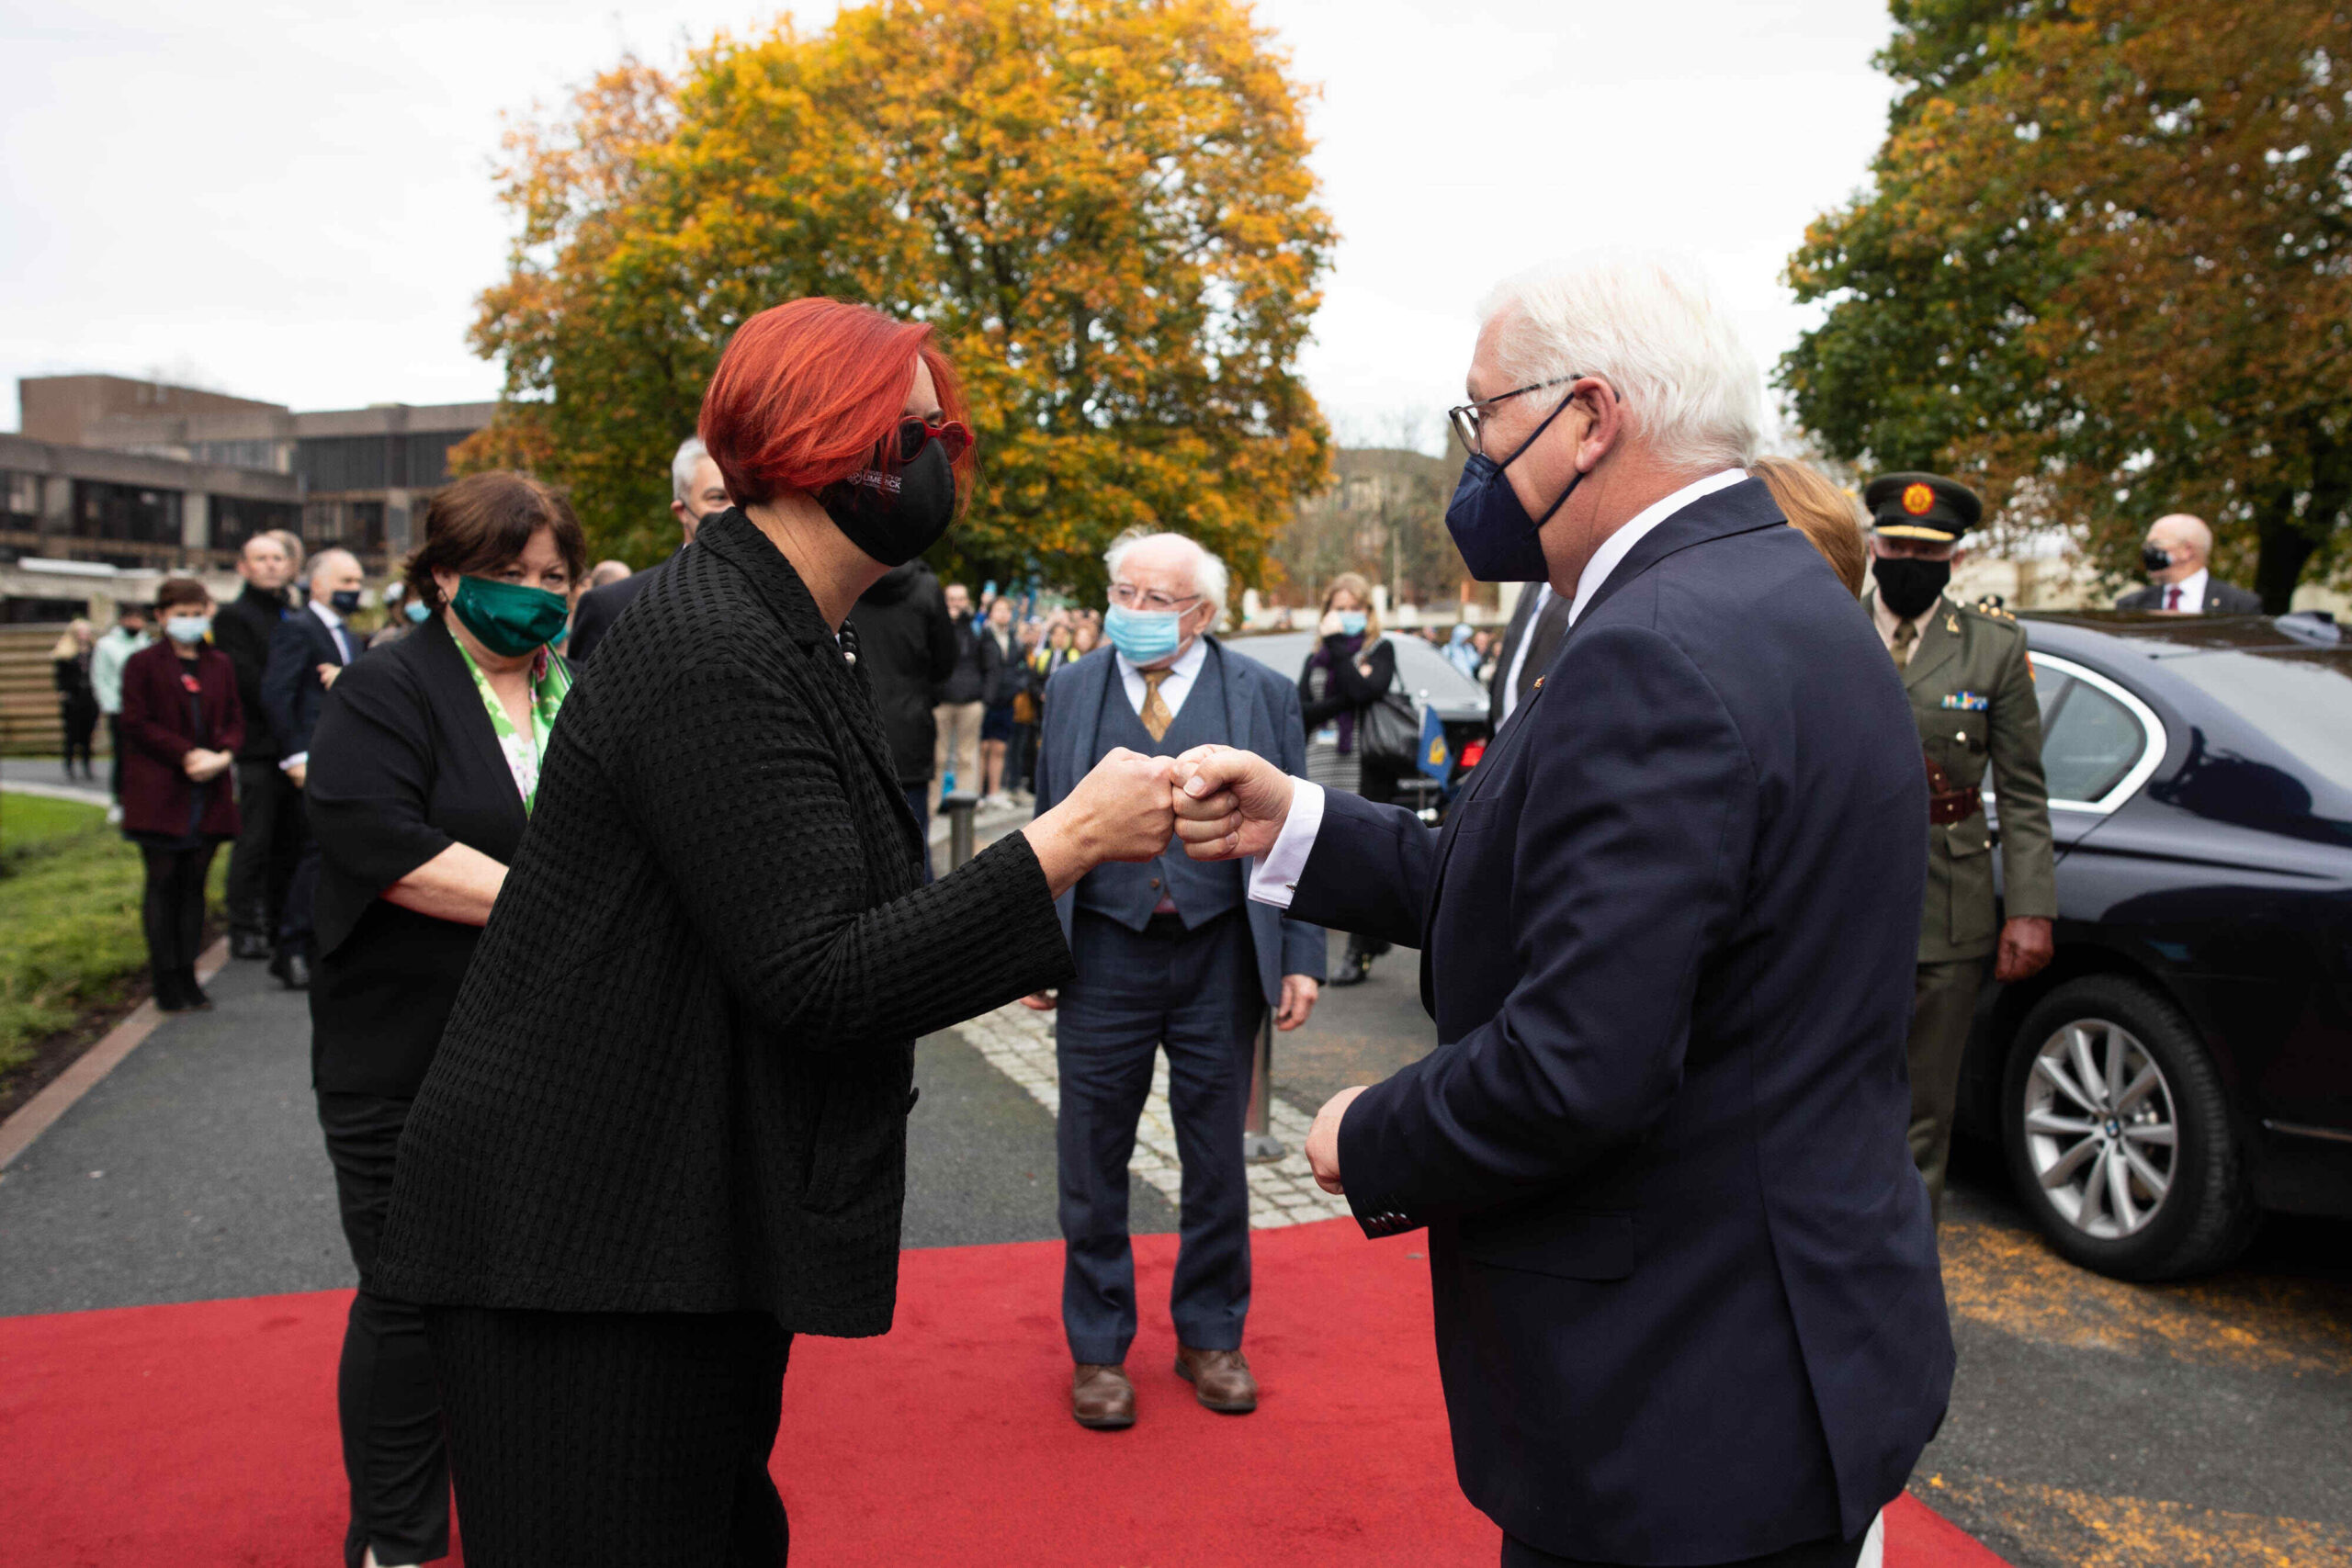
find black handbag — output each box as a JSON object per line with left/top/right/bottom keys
{"left": 1357, "top": 646, "right": 1421, "bottom": 772}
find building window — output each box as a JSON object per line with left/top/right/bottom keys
{"left": 3, "top": 471, "right": 39, "bottom": 529}
{"left": 73, "top": 479, "right": 181, "bottom": 545}
{"left": 209, "top": 494, "right": 302, "bottom": 552}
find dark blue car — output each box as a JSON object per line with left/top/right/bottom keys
{"left": 1955, "top": 610, "right": 2352, "bottom": 1278}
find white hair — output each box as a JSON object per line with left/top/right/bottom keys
{"left": 1103, "top": 529, "right": 1229, "bottom": 628}
{"left": 2150, "top": 513, "right": 2212, "bottom": 556}
{"left": 672, "top": 435, "right": 709, "bottom": 506}
{"left": 1479, "top": 253, "right": 1763, "bottom": 470}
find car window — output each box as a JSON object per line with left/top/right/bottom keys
{"left": 2034, "top": 666, "right": 2075, "bottom": 725}
{"left": 2041, "top": 680, "right": 2145, "bottom": 803}
{"left": 2163, "top": 650, "right": 2352, "bottom": 793}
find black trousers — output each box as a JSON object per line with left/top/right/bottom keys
{"left": 1502, "top": 1527, "right": 1869, "bottom": 1567}
{"left": 139, "top": 842, "right": 218, "bottom": 977}
{"left": 317, "top": 1090, "right": 450, "bottom": 1568}
{"left": 1056, "top": 908, "right": 1263, "bottom": 1365}
{"left": 61, "top": 699, "right": 98, "bottom": 775}
{"left": 426, "top": 1306, "right": 793, "bottom": 1567}
{"left": 107, "top": 714, "right": 125, "bottom": 801}
{"left": 278, "top": 798, "right": 319, "bottom": 958}
{"left": 228, "top": 758, "right": 301, "bottom": 942}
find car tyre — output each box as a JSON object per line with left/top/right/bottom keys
{"left": 1999, "top": 975, "right": 2257, "bottom": 1280}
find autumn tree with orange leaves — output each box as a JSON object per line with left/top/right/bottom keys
{"left": 1782, "top": 1, "right": 2349, "bottom": 606}
{"left": 452, "top": 0, "right": 1334, "bottom": 588}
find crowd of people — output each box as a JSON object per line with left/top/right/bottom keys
{"left": 37, "top": 243, "right": 2294, "bottom": 1568}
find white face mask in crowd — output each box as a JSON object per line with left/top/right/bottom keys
{"left": 164, "top": 615, "right": 213, "bottom": 646}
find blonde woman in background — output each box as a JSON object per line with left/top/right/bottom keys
{"left": 51, "top": 619, "right": 100, "bottom": 781}
{"left": 1297, "top": 570, "right": 1401, "bottom": 986}
{"left": 1754, "top": 457, "right": 1870, "bottom": 597}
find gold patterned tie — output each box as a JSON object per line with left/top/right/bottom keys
{"left": 1891, "top": 619, "right": 1918, "bottom": 669}
{"left": 1140, "top": 669, "right": 1174, "bottom": 742}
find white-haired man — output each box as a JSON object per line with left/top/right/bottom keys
{"left": 1025, "top": 529, "right": 1325, "bottom": 1431}
{"left": 2117, "top": 513, "right": 2263, "bottom": 613}
{"left": 567, "top": 435, "right": 732, "bottom": 661}
{"left": 1170, "top": 256, "right": 1950, "bottom": 1566}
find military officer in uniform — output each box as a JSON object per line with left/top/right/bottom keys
{"left": 1863, "top": 471, "right": 2059, "bottom": 1221}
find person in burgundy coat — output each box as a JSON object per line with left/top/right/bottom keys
{"left": 118, "top": 577, "right": 243, "bottom": 1011}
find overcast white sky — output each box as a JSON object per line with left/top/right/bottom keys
{"left": 0, "top": 0, "right": 1896, "bottom": 448}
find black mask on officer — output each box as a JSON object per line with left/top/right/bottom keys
{"left": 2141, "top": 544, "right": 2173, "bottom": 577}
{"left": 1871, "top": 554, "right": 1951, "bottom": 620}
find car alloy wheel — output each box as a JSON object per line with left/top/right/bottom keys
{"left": 2020, "top": 1018, "right": 2177, "bottom": 1240}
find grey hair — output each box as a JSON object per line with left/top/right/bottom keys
{"left": 671, "top": 435, "right": 710, "bottom": 506}
{"left": 2150, "top": 513, "right": 2213, "bottom": 556}
{"left": 1103, "top": 528, "right": 1229, "bottom": 628}
{"left": 306, "top": 547, "right": 358, "bottom": 586}
{"left": 1479, "top": 252, "right": 1763, "bottom": 471}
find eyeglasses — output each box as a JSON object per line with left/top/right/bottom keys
{"left": 1109, "top": 583, "right": 1203, "bottom": 614}
{"left": 1446, "top": 376, "right": 1578, "bottom": 455}
{"left": 892, "top": 416, "right": 973, "bottom": 465}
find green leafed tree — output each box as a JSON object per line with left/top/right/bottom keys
{"left": 1781, "top": 0, "right": 2351, "bottom": 606}
{"left": 450, "top": 0, "right": 1335, "bottom": 592}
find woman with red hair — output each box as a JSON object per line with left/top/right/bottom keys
{"left": 374, "top": 298, "right": 1177, "bottom": 1562}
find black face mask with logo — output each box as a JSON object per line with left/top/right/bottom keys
{"left": 819, "top": 440, "right": 957, "bottom": 570}
{"left": 1871, "top": 555, "right": 1951, "bottom": 620}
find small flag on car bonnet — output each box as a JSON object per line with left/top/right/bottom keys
{"left": 1418, "top": 705, "right": 1451, "bottom": 782}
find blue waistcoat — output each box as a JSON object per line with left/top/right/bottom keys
{"left": 1074, "top": 644, "right": 1245, "bottom": 931}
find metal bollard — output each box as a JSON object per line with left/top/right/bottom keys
{"left": 939, "top": 794, "right": 980, "bottom": 871}
{"left": 1242, "top": 1011, "right": 1284, "bottom": 1162}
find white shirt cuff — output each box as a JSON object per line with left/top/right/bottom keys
{"left": 1247, "top": 777, "right": 1325, "bottom": 910}
{"left": 280, "top": 752, "right": 308, "bottom": 772}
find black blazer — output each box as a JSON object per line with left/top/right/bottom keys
{"left": 1297, "top": 480, "right": 1952, "bottom": 1562}
{"left": 213, "top": 583, "right": 288, "bottom": 761}
{"left": 567, "top": 547, "right": 680, "bottom": 663}
{"left": 303, "top": 615, "right": 535, "bottom": 1098}
{"left": 262, "top": 604, "right": 353, "bottom": 759}
{"left": 2116, "top": 577, "right": 2265, "bottom": 614}
{"left": 375, "top": 510, "right": 1075, "bottom": 1335}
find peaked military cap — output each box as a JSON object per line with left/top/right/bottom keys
{"left": 1865, "top": 472, "right": 1982, "bottom": 544}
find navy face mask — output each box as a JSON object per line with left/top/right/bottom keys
{"left": 1443, "top": 390, "right": 1589, "bottom": 582}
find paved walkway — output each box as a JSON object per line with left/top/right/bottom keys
{"left": 1, "top": 756, "right": 109, "bottom": 807}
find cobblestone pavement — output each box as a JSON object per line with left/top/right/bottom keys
{"left": 952, "top": 1000, "right": 1354, "bottom": 1230}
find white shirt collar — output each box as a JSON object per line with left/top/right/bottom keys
{"left": 1116, "top": 630, "right": 1209, "bottom": 686}
{"left": 1566, "top": 468, "right": 1749, "bottom": 626}
{"left": 307, "top": 598, "right": 345, "bottom": 630}
{"left": 2170, "top": 568, "right": 2210, "bottom": 610}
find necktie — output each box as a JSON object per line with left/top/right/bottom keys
{"left": 1140, "top": 670, "right": 1173, "bottom": 742}
{"left": 2166, "top": 585, "right": 2181, "bottom": 611}
{"left": 1891, "top": 620, "right": 1917, "bottom": 669}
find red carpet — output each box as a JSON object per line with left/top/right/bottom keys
{"left": 0, "top": 1218, "right": 2003, "bottom": 1565}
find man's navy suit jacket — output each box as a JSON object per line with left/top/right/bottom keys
{"left": 261, "top": 604, "right": 352, "bottom": 760}
{"left": 1035, "top": 637, "right": 1324, "bottom": 1007}
{"left": 1296, "top": 479, "right": 1953, "bottom": 1562}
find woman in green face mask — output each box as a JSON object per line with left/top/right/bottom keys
{"left": 296, "top": 469, "right": 584, "bottom": 1568}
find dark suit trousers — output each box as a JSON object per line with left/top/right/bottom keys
{"left": 279, "top": 783, "right": 319, "bottom": 957}
{"left": 228, "top": 758, "right": 300, "bottom": 941}
{"left": 317, "top": 1090, "right": 449, "bottom": 1568}
{"left": 1502, "top": 1527, "right": 1869, "bottom": 1567}
{"left": 425, "top": 1305, "right": 792, "bottom": 1567}
{"left": 1057, "top": 908, "right": 1264, "bottom": 1365}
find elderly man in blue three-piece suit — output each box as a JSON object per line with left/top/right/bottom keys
{"left": 1026, "top": 529, "right": 1326, "bottom": 1432}
{"left": 1172, "top": 257, "right": 1954, "bottom": 1568}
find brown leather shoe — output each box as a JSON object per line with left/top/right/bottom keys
{"left": 1071, "top": 1363, "right": 1136, "bottom": 1429}
{"left": 1174, "top": 1346, "right": 1258, "bottom": 1413}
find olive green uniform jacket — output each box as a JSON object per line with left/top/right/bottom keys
{"left": 1866, "top": 588, "right": 2060, "bottom": 963}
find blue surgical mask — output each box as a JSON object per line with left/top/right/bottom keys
{"left": 1443, "top": 389, "right": 1589, "bottom": 582}
{"left": 1104, "top": 602, "right": 1182, "bottom": 665}
{"left": 404, "top": 600, "right": 431, "bottom": 624}
{"left": 1337, "top": 611, "right": 1368, "bottom": 637}
{"left": 164, "top": 615, "right": 212, "bottom": 646}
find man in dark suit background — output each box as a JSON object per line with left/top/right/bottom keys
{"left": 565, "top": 435, "right": 732, "bottom": 662}
{"left": 1172, "top": 256, "right": 1951, "bottom": 1566}
{"left": 214, "top": 532, "right": 299, "bottom": 961}
{"left": 1025, "top": 530, "right": 1325, "bottom": 1432}
{"left": 261, "top": 546, "right": 363, "bottom": 990}
{"left": 1485, "top": 575, "right": 1571, "bottom": 729}
{"left": 844, "top": 556, "right": 960, "bottom": 878}
{"left": 2115, "top": 513, "right": 2264, "bottom": 614}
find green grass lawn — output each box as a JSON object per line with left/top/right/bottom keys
{"left": 0, "top": 794, "right": 228, "bottom": 1083}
